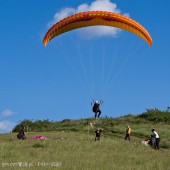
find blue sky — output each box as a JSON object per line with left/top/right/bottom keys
{"left": 0, "top": 0, "right": 170, "bottom": 133}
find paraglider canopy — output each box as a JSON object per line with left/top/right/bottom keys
{"left": 43, "top": 11, "right": 152, "bottom": 46}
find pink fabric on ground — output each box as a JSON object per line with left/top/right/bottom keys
{"left": 30, "top": 136, "right": 46, "bottom": 140}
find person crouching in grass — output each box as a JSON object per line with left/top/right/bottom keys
{"left": 17, "top": 125, "right": 26, "bottom": 140}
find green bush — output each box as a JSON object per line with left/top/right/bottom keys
{"left": 138, "top": 109, "right": 170, "bottom": 123}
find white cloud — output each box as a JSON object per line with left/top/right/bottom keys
{"left": 48, "top": 7, "right": 76, "bottom": 27}
{"left": 1, "top": 109, "right": 15, "bottom": 117}
{"left": 83, "top": 0, "right": 120, "bottom": 12}
{"left": 48, "top": 0, "right": 129, "bottom": 38}
{"left": 0, "top": 121, "right": 16, "bottom": 133}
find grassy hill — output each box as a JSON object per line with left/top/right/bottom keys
{"left": 1, "top": 111, "right": 170, "bottom": 169}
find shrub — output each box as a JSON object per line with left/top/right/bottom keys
{"left": 138, "top": 109, "right": 170, "bottom": 123}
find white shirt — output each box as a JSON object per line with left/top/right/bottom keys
{"left": 153, "top": 131, "right": 159, "bottom": 138}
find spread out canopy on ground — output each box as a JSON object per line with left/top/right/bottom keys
{"left": 43, "top": 11, "right": 152, "bottom": 46}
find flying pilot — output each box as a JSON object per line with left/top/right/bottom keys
{"left": 91, "top": 100, "right": 103, "bottom": 119}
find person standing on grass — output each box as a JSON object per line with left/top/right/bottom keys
{"left": 125, "top": 125, "right": 131, "bottom": 142}
{"left": 151, "top": 129, "right": 160, "bottom": 149}
{"left": 95, "top": 128, "right": 103, "bottom": 141}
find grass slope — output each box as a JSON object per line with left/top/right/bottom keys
{"left": 1, "top": 116, "right": 170, "bottom": 170}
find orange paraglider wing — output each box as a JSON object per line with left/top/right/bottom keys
{"left": 43, "top": 11, "right": 152, "bottom": 46}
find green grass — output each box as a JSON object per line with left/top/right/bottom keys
{"left": 0, "top": 127, "right": 170, "bottom": 170}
